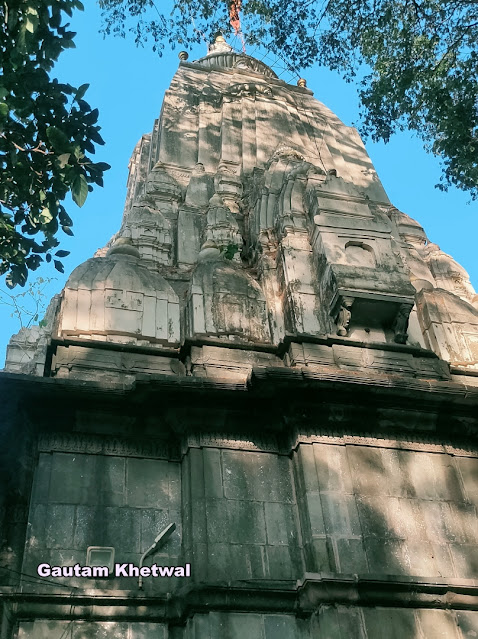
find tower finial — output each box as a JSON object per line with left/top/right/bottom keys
{"left": 208, "top": 34, "right": 233, "bottom": 54}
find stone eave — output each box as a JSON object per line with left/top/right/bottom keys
{"left": 3, "top": 572, "right": 478, "bottom": 623}
{"left": 1, "top": 362, "right": 477, "bottom": 414}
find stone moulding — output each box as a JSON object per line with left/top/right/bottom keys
{"left": 37, "top": 432, "right": 180, "bottom": 461}
{"left": 288, "top": 432, "right": 478, "bottom": 459}
{"left": 4, "top": 575, "right": 478, "bottom": 622}
{"left": 35, "top": 427, "right": 478, "bottom": 463}
{"left": 182, "top": 432, "right": 282, "bottom": 455}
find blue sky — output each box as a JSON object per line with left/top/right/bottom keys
{"left": 1, "top": 3, "right": 476, "bottom": 365}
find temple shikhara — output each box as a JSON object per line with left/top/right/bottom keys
{"left": 1, "top": 36, "right": 478, "bottom": 639}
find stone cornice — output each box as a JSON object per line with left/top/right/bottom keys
{"left": 3, "top": 573, "right": 478, "bottom": 623}
{"left": 1, "top": 360, "right": 478, "bottom": 410}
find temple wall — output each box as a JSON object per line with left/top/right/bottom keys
{"left": 23, "top": 439, "right": 478, "bottom": 589}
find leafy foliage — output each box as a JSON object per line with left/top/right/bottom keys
{"left": 0, "top": 1, "right": 110, "bottom": 288}
{"left": 99, "top": 0, "right": 478, "bottom": 198}
{"left": 221, "top": 243, "right": 239, "bottom": 260}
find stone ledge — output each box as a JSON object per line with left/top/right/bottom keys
{"left": 4, "top": 573, "right": 478, "bottom": 624}
{"left": 2, "top": 360, "right": 478, "bottom": 410}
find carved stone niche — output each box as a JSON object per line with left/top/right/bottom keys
{"left": 307, "top": 174, "right": 416, "bottom": 344}
{"left": 331, "top": 292, "right": 414, "bottom": 344}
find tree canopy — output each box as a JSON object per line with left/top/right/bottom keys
{"left": 99, "top": 0, "right": 478, "bottom": 200}
{"left": 0, "top": 1, "right": 110, "bottom": 288}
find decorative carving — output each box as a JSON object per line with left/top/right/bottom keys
{"left": 271, "top": 145, "right": 305, "bottom": 163}
{"left": 195, "top": 48, "right": 279, "bottom": 78}
{"left": 182, "top": 432, "right": 281, "bottom": 455}
{"left": 38, "top": 432, "right": 180, "bottom": 460}
{"left": 392, "top": 303, "right": 413, "bottom": 344}
{"left": 227, "top": 82, "right": 273, "bottom": 98}
{"left": 288, "top": 430, "right": 478, "bottom": 458}
{"left": 207, "top": 34, "right": 233, "bottom": 54}
{"left": 336, "top": 297, "right": 354, "bottom": 336}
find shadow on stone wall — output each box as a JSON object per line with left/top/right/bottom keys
{"left": 309, "top": 440, "right": 478, "bottom": 638}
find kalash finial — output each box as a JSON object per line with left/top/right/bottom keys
{"left": 207, "top": 33, "right": 233, "bottom": 55}
{"left": 178, "top": 51, "right": 189, "bottom": 61}
{"left": 297, "top": 78, "right": 307, "bottom": 88}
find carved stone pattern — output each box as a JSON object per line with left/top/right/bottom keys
{"left": 182, "top": 432, "right": 282, "bottom": 455}
{"left": 288, "top": 430, "right": 478, "bottom": 458}
{"left": 38, "top": 433, "right": 180, "bottom": 460}
{"left": 177, "top": 429, "right": 478, "bottom": 459}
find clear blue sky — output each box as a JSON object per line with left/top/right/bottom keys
{"left": 1, "top": 3, "right": 476, "bottom": 365}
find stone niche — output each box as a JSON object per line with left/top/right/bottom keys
{"left": 307, "top": 174, "right": 416, "bottom": 342}
{"left": 58, "top": 251, "right": 180, "bottom": 348}
{"left": 186, "top": 248, "right": 271, "bottom": 344}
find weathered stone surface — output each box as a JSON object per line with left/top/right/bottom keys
{"left": 2, "top": 33, "right": 478, "bottom": 639}
{"left": 17, "top": 621, "right": 168, "bottom": 639}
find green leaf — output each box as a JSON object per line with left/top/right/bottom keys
{"left": 75, "top": 83, "right": 89, "bottom": 101}
{"left": 223, "top": 243, "right": 239, "bottom": 260}
{"left": 46, "top": 126, "right": 71, "bottom": 152}
{"left": 39, "top": 207, "right": 53, "bottom": 224}
{"left": 84, "top": 108, "right": 99, "bottom": 124}
{"left": 71, "top": 173, "right": 88, "bottom": 207}
{"left": 55, "top": 250, "right": 70, "bottom": 257}
{"left": 57, "top": 153, "right": 71, "bottom": 168}
{"left": 59, "top": 209, "right": 73, "bottom": 226}
{"left": 54, "top": 260, "right": 64, "bottom": 273}
{"left": 25, "top": 8, "right": 39, "bottom": 34}
{"left": 0, "top": 103, "right": 8, "bottom": 119}
{"left": 94, "top": 162, "right": 111, "bottom": 172}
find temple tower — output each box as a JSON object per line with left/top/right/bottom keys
{"left": 1, "top": 37, "right": 478, "bottom": 639}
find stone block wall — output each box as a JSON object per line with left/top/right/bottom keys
{"left": 312, "top": 606, "right": 478, "bottom": 638}
{"left": 183, "top": 613, "right": 310, "bottom": 639}
{"left": 15, "top": 609, "right": 478, "bottom": 638}
{"left": 15, "top": 432, "right": 478, "bottom": 638}
{"left": 24, "top": 452, "right": 181, "bottom": 593}
{"left": 182, "top": 447, "right": 303, "bottom": 582}
{"left": 17, "top": 621, "right": 168, "bottom": 639}
{"left": 294, "top": 441, "right": 478, "bottom": 579}
{"left": 22, "top": 439, "right": 478, "bottom": 590}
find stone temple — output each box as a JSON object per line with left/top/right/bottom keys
{"left": 1, "top": 36, "right": 478, "bottom": 639}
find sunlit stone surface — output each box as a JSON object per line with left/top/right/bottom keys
{"left": 2, "top": 37, "right": 478, "bottom": 639}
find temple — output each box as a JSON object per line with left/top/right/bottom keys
{"left": 1, "top": 36, "right": 478, "bottom": 638}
